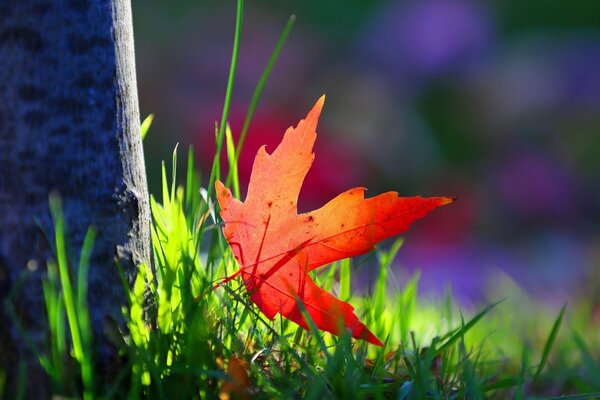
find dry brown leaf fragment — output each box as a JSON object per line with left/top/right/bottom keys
{"left": 219, "top": 356, "right": 251, "bottom": 400}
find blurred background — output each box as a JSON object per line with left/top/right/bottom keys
{"left": 132, "top": 0, "right": 600, "bottom": 307}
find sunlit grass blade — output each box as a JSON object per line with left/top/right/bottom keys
{"left": 48, "top": 194, "right": 96, "bottom": 399}
{"left": 339, "top": 258, "right": 351, "bottom": 301}
{"left": 41, "top": 261, "right": 65, "bottom": 385}
{"left": 225, "top": 123, "right": 240, "bottom": 199}
{"left": 443, "top": 285, "right": 454, "bottom": 326}
{"left": 77, "top": 227, "right": 96, "bottom": 398}
{"left": 232, "top": 14, "right": 296, "bottom": 164}
{"left": 376, "top": 238, "right": 403, "bottom": 269}
{"left": 185, "top": 145, "right": 201, "bottom": 213}
{"left": 140, "top": 113, "right": 154, "bottom": 140}
{"left": 219, "top": 283, "right": 280, "bottom": 340}
{"left": 77, "top": 227, "right": 95, "bottom": 319}
{"left": 207, "top": 0, "right": 243, "bottom": 200}
{"left": 161, "top": 161, "right": 169, "bottom": 208}
{"left": 314, "top": 262, "right": 337, "bottom": 293}
{"left": 186, "top": 145, "right": 195, "bottom": 211}
{"left": 398, "top": 272, "right": 419, "bottom": 345}
{"left": 372, "top": 259, "right": 387, "bottom": 329}
{"left": 534, "top": 304, "right": 566, "bottom": 380}
{"left": 48, "top": 194, "right": 84, "bottom": 364}
{"left": 436, "top": 299, "right": 505, "bottom": 354}
{"left": 171, "top": 144, "right": 178, "bottom": 204}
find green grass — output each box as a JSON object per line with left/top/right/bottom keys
{"left": 3, "top": 1, "right": 600, "bottom": 398}
{"left": 21, "top": 143, "right": 600, "bottom": 399}
{"left": 7, "top": 147, "right": 600, "bottom": 398}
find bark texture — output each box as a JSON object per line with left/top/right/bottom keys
{"left": 0, "top": 0, "right": 151, "bottom": 396}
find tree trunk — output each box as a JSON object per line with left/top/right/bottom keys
{"left": 0, "top": 0, "right": 151, "bottom": 396}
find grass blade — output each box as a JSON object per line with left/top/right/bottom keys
{"left": 77, "top": 227, "right": 96, "bottom": 398}
{"left": 339, "top": 258, "right": 351, "bottom": 301}
{"left": 233, "top": 14, "right": 295, "bottom": 163}
{"left": 140, "top": 113, "right": 154, "bottom": 140}
{"left": 534, "top": 304, "right": 566, "bottom": 380}
{"left": 170, "top": 144, "right": 178, "bottom": 203}
{"left": 398, "top": 272, "right": 419, "bottom": 345}
{"left": 545, "top": 394, "right": 600, "bottom": 400}
{"left": 225, "top": 124, "right": 240, "bottom": 198}
{"left": 572, "top": 331, "right": 600, "bottom": 385}
{"left": 483, "top": 377, "right": 521, "bottom": 391}
{"left": 48, "top": 194, "right": 84, "bottom": 363}
{"left": 436, "top": 299, "right": 505, "bottom": 354}
{"left": 207, "top": 0, "right": 243, "bottom": 200}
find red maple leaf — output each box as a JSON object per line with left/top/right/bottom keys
{"left": 216, "top": 96, "right": 453, "bottom": 345}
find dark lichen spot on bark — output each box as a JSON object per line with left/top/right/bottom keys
{"left": 22, "top": 110, "right": 47, "bottom": 127}
{"left": 18, "top": 85, "right": 46, "bottom": 101}
{"left": 68, "top": 0, "right": 89, "bottom": 12}
{"left": 25, "top": 190, "right": 40, "bottom": 206}
{"left": 0, "top": 26, "right": 43, "bottom": 52}
{"left": 80, "top": 130, "right": 103, "bottom": 152}
{"left": 76, "top": 128, "right": 92, "bottom": 138}
{"left": 3, "top": 126, "right": 14, "bottom": 140}
{"left": 340, "top": 223, "right": 345, "bottom": 228}
{"left": 0, "top": 5, "right": 13, "bottom": 19}
{"left": 47, "top": 142, "right": 65, "bottom": 156}
{"left": 106, "top": 131, "right": 118, "bottom": 149}
{"left": 44, "top": 56, "right": 58, "bottom": 68}
{"left": 17, "top": 149, "right": 36, "bottom": 160}
{"left": 54, "top": 96, "right": 85, "bottom": 117}
{"left": 267, "top": 201, "right": 273, "bottom": 208}
{"left": 49, "top": 125, "right": 69, "bottom": 137}
{"left": 100, "top": 77, "right": 113, "bottom": 90}
{"left": 68, "top": 34, "right": 111, "bottom": 54}
{"left": 77, "top": 73, "right": 96, "bottom": 89}
{"left": 32, "top": 2, "right": 53, "bottom": 16}
{"left": 0, "top": 253, "right": 10, "bottom": 297}
{"left": 306, "top": 215, "right": 314, "bottom": 222}
{"left": 102, "top": 110, "right": 114, "bottom": 131}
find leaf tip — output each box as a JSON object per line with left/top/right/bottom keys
{"left": 440, "top": 196, "right": 456, "bottom": 206}
{"left": 308, "top": 95, "right": 325, "bottom": 120}
{"left": 368, "top": 334, "right": 384, "bottom": 347}
{"left": 431, "top": 196, "right": 458, "bottom": 207}
{"left": 353, "top": 322, "right": 383, "bottom": 346}
{"left": 215, "top": 179, "right": 232, "bottom": 200}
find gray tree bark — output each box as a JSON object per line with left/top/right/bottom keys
{"left": 0, "top": 0, "right": 151, "bottom": 396}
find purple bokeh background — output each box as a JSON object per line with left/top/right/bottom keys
{"left": 133, "top": 0, "right": 600, "bottom": 305}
